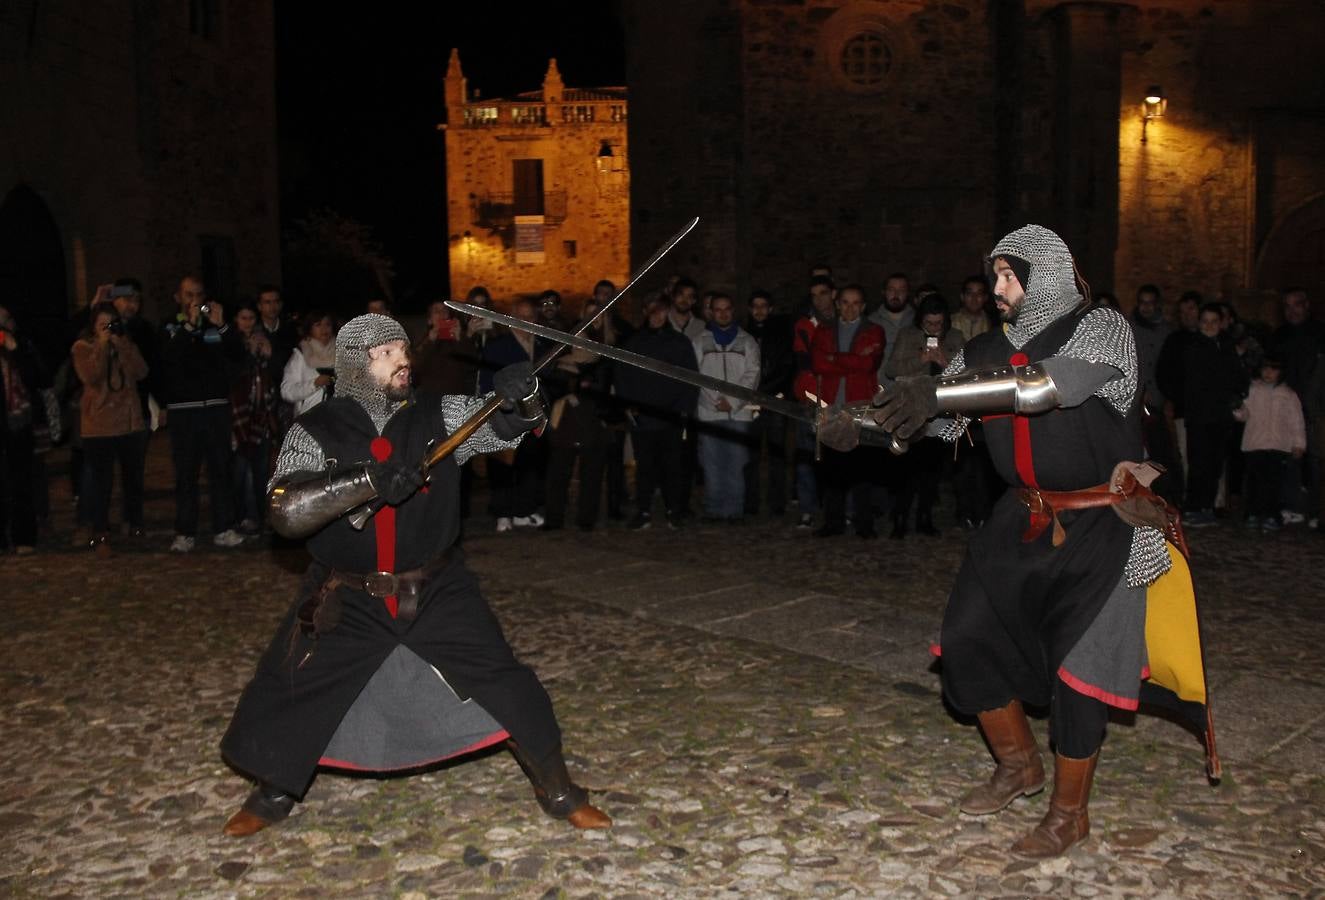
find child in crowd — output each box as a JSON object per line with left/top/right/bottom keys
{"left": 1233, "top": 356, "right": 1306, "bottom": 531}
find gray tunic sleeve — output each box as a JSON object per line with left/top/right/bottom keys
{"left": 1050, "top": 307, "right": 1138, "bottom": 414}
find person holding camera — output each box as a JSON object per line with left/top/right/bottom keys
{"left": 160, "top": 275, "right": 245, "bottom": 552}
{"left": 281, "top": 311, "right": 337, "bottom": 416}
{"left": 413, "top": 300, "right": 478, "bottom": 396}
{"left": 884, "top": 293, "right": 965, "bottom": 538}
{"left": 72, "top": 301, "right": 149, "bottom": 556}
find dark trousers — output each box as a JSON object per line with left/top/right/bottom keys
{"left": 232, "top": 437, "right": 272, "bottom": 526}
{"left": 820, "top": 445, "right": 875, "bottom": 533}
{"left": 1243, "top": 449, "right": 1290, "bottom": 519}
{"left": 1184, "top": 421, "right": 1230, "bottom": 511}
{"left": 1050, "top": 681, "right": 1109, "bottom": 759}
{"left": 604, "top": 428, "right": 627, "bottom": 518}
{"left": 633, "top": 425, "right": 687, "bottom": 518}
{"left": 743, "top": 413, "right": 787, "bottom": 515}
{"left": 0, "top": 426, "right": 37, "bottom": 548}
{"left": 1143, "top": 408, "right": 1183, "bottom": 504}
{"left": 894, "top": 436, "right": 944, "bottom": 524}
{"left": 168, "top": 405, "right": 234, "bottom": 536}
{"left": 545, "top": 443, "right": 606, "bottom": 528}
{"left": 952, "top": 436, "right": 995, "bottom": 525}
{"left": 487, "top": 438, "right": 546, "bottom": 518}
{"left": 83, "top": 431, "right": 148, "bottom": 533}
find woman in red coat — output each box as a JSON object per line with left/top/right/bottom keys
{"left": 809, "top": 285, "right": 885, "bottom": 536}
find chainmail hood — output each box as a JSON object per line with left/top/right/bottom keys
{"left": 335, "top": 313, "right": 409, "bottom": 429}
{"left": 989, "top": 224, "right": 1085, "bottom": 349}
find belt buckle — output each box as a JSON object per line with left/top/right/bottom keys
{"left": 363, "top": 571, "right": 398, "bottom": 598}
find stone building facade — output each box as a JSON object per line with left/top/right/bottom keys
{"left": 0, "top": 0, "right": 280, "bottom": 361}
{"left": 624, "top": 0, "right": 1325, "bottom": 323}
{"left": 443, "top": 50, "right": 630, "bottom": 307}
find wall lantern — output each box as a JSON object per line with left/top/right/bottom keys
{"left": 1141, "top": 85, "right": 1166, "bottom": 144}
{"left": 596, "top": 140, "right": 615, "bottom": 173}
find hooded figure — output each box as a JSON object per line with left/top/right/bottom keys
{"left": 872, "top": 225, "right": 1217, "bottom": 859}
{"left": 219, "top": 314, "right": 610, "bottom": 837}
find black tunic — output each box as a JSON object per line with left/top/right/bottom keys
{"left": 938, "top": 310, "right": 1142, "bottom": 715}
{"left": 221, "top": 395, "right": 560, "bottom": 797}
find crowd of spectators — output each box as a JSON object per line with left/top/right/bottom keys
{"left": 0, "top": 268, "right": 1320, "bottom": 558}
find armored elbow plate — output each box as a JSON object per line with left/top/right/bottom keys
{"left": 268, "top": 466, "right": 380, "bottom": 539}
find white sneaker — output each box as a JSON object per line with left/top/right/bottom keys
{"left": 170, "top": 535, "right": 195, "bottom": 553}
{"left": 213, "top": 529, "right": 245, "bottom": 548}
{"left": 513, "top": 513, "right": 545, "bottom": 528}
{"left": 1281, "top": 510, "right": 1306, "bottom": 525}
{"left": 496, "top": 517, "right": 513, "bottom": 533}
{"left": 796, "top": 513, "right": 814, "bottom": 530}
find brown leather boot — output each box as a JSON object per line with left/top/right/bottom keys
{"left": 958, "top": 699, "right": 1046, "bottom": 815}
{"left": 1011, "top": 751, "right": 1098, "bottom": 858}
{"left": 507, "top": 741, "right": 612, "bottom": 829}
{"left": 222, "top": 783, "right": 296, "bottom": 837}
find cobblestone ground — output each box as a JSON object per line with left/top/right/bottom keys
{"left": 3, "top": 439, "right": 1325, "bottom": 898}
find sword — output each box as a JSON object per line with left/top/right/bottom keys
{"left": 446, "top": 302, "right": 907, "bottom": 455}
{"left": 346, "top": 217, "right": 699, "bottom": 530}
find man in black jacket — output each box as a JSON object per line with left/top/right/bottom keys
{"left": 1180, "top": 303, "right": 1247, "bottom": 526}
{"left": 160, "top": 275, "right": 245, "bottom": 551}
{"left": 615, "top": 294, "right": 699, "bottom": 529}
{"left": 744, "top": 290, "right": 794, "bottom": 516}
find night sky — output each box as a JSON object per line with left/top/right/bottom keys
{"left": 275, "top": 4, "right": 624, "bottom": 311}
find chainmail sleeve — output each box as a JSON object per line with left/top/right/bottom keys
{"left": 1126, "top": 526, "right": 1171, "bottom": 587}
{"left": 932, "top": 348, "right": 972, "bottom": 442}
{"left": 442, "top": 393, "right": 522, "bottom": 466}
{"left": 1055, "top": 308, "right": 1168, "bottom": 586}
{"left": 1054, "top": 307, "right": 1138, "bottom": 415}
{"left": 269, "top": 423, "right": 327, "bottom": 491}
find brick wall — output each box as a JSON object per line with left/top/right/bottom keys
{"left": 625, "top": 0, "right": 1325, "bottom": 322}
{"left": 0, "top": 0, "right": 280, "bottom": 326}
{"left": 444, "top": 55, "right": 630, "bottom": 310}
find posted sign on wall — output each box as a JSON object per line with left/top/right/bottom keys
{"left": 515, "top": 215, "right": 545, "bottom": 264}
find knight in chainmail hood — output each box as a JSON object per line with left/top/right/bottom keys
{"left": 218, "top": 316, "right": 611, "bottom": 837}
{"left": 333, "top": 312, "right": 410, "bottom": 426}
{"left": 987, "top": 224, "right": 1086, "bottom": 349}
{"left": 872, "top": 224, "right": 1217, "bottom": 859}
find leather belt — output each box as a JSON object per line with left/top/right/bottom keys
{"left": 1017, "top": 463, "right": 1186, "bottom": 553}
{"left": 322, "top": 547, "right": 457, "bottom": 621}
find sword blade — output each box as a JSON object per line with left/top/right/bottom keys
{"left": 530, "top": 216, "right": 699, "bottom": 378}
{"left": 446, "top": 302, "right": 819, "bottom": 426}
{"left": 346, "top": 217, "right": 700, "bottom": 532}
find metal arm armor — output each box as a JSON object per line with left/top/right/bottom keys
{"left": 934, "top": 362, "right": 1059, "bottom": 416}
{"left": 268, "top": 462, "right": 380, "bottom": 539}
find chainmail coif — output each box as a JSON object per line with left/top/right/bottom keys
{"left": 990, "top": 224, "right": 1085, "bottom": 349}
{"left": 335, "top": 313, "right": 409, "bottom": 430}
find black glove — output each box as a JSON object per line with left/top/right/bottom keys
{"left": 494, "top": 362, "right": 538, "bottom": 409}
{"left": 871, "top": 376, "right": 938, "bottom": 440}
{"left": 366, "top": 459, "right": 426, "bottom": 506}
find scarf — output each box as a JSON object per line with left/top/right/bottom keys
{"left": 708, "top": 321, "right": 739, "bottom": 348}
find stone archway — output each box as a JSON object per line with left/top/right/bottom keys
{"left": 1256, "top": 192, "right": 1325, "bottom": 314}
{"left": 0, "top": 184, "right": 68, "bottom": 367}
